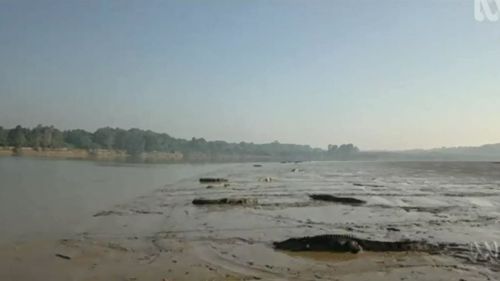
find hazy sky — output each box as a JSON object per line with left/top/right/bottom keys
{"left": 1, "top": 0, "right": 499, "bottom": 150}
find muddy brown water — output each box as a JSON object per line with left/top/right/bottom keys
{"left": 0, "top": 157, "right": 226, "bottom": 240}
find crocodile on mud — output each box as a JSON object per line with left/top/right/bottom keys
{"left": 309, "top": 194, "right": 366, "bottom": 205}
{"left": 199, "top": 178, "right": 228, "bottom": 183}
{"left": 192, "top": 198, "right": 257, "bottom": 206}
{"left": 273, "top": 234, "right": 448, "bottom": 254}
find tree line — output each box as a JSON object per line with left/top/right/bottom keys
{"left": 0, "top": 125, "right": 360, "bottom": 160}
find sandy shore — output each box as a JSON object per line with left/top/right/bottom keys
{"left": 1, "top": 162, "right": 499, "bottom": 281}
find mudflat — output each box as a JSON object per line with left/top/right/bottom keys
{"left": 1, "top": 160, "right": 499, "bottom": 280}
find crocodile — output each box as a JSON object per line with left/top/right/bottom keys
{"left": 199, "top": 178, "right": 228, "bottom": 183}
{"left": 192, "top": 197, "right": 257, "bottom": 205}
{"left": 309, "top": 194, "right": 366, "bottom": 205}
{"left": 273, "top": 234, "right": 446, "bottom": 254}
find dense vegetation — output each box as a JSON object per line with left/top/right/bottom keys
{"left": 0, "top": 125, "right": 360, "bottom": 161}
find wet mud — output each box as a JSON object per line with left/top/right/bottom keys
{"left": 2, "top": 161, "right": 500, "bottom": 280}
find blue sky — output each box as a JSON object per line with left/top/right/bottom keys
{"left": 1, "top": 0, "right": 499, "bottom": 150}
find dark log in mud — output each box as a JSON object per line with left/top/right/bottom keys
{"left": 192, "top": 198, "right": 257, "bottom": 206}
{"left": 274, "top": 234, "right": 443, "bottom": 254}
{"left": 309, "top": 194, "right": 366, "bottom": 205}
{"left": 199, "top": 178, "right": 228, "bottom": 183}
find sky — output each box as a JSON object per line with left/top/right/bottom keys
{"left": 1, "top": 0, "right": 499, "bottom": 150}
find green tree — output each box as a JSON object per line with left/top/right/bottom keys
{"left": 41, "top": 126, "right": 54, "bottom": 148}
{"left": 94, "top": 127, "right": 116, "bottom": 149}
{"left": 328, "top": 144, "right": 338, "bottom": 152}
{"left": 7, "top": 125, "right": 26, "bottom": 148}
{"left": 51, "top": 128, "right": 65, "bottom": 148}
{"left": 31, "top": 125, "right": 43, "bottom": 149}
{"left": 0, "top": 127, "right": 7, "bottom": 147}
{"left": 113, "top": 128, "right": 128, "bottom": 150}
{"left": 123, "top": 129, "right": 145, "bottom": 156}
{"left": 64, "top": 129, "right": 95, "bottom": 149}
{"left": 144, "top": 131, "right": 161, "bottom": 152}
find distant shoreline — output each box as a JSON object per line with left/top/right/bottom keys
{"left": 0, "top": 125, "right": 361, "bottom": 163}
{"left": 2, "top": 146, "right": 500, "bottom": 163}
{"left": 0, "top": 147, "right": 288, "bottom": 163}
{"left": 0, "top": 147, "right": 184, "bottom": 163}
